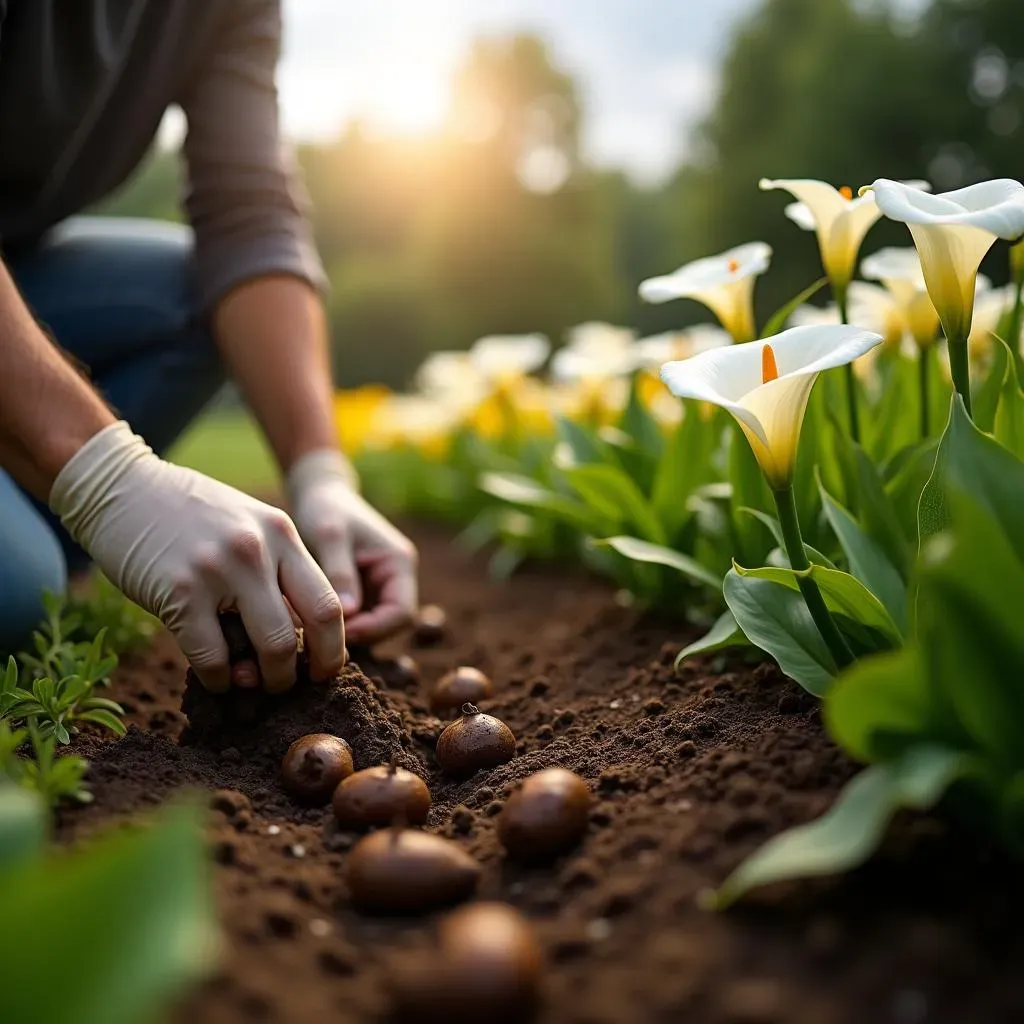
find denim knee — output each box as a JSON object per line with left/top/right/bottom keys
{"left": 0, "top": 475, "right": 67, "bottom": 654}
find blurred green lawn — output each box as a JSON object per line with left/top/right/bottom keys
{"left": 168, "top": 409, "right": 277, "bottom": 493}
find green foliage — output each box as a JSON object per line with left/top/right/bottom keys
{"left": 0, "top": 792, "right": 216, "bottom": 1024}
{"left": 717, "top": 394, "right": 1024, "bottom": 903}
{"left": 0, "top": 589, "right": 142, "bottom": 804}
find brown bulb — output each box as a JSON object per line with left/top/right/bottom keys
{"left": 430, "top": 666, "right": 494, "bottom": 716}
{"left": 436, "top": 703, "right": 516, "bottom": 776}
{"left": 281, "top": 733, "right": 354, "bottom": 804}
{"left": 413, "top": 604, "right": 448, "bottom": 646}
{"left": 393, "top": 902, "right": 544, "bottom": 1023}
{"left": 346, "top": 828, "right": 480, "bottom": 913}
{"left": 498, "top": 768, "right": 591, "bottom": 861}
{"left": 332, "top": 763, "right": 431, "bottom": 828}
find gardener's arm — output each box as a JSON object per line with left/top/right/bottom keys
{"left": 0, "top": 262, "right": 344, "bottom": 691}
{"left": 180, "top": 0, "right": 418, "bottom": 644}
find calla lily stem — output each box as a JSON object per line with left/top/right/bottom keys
{"left": 836, "top": 291, "right": 861, "bottom": 442}
{"left": 947, "top": 335, "right": 972, "bottom": 418}
{"left": 773, "top": 486, "right": 855, "bottom": 670}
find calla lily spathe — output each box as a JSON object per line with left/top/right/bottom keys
{"left": 660, "top": 324, "right": 882, "bottom": 490}
{"left": 469, "top": 333, "right": 550, "bottom": 380}
{"left": 868, "top": 178, "right": 1024, "bottom": 345}
{"left": 639, "top": 242, "right": 771, "bottom": 343}
{"left": 759, "top": 178, "right": 884, "bottom": 297}
{"left": 550, "top": 322, "right": 637, "bottom": 381}
{"left": 861, "top": 246, "right": 992, "bottom": 350}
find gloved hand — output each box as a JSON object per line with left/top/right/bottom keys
{"left": 49, "top": 422, "right": 345, "bottom": 692}
{"left": 287, "top": 449, "right": 418, "bottom": 645}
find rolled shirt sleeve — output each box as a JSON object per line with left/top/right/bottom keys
{"left": 178, "top": 0, "right": 326, "bottom": 313}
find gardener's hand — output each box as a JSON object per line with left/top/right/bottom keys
{"left": 49, "top": 422, "right": 345, "bottom": 693}
{"left": 287, "top": 449, "right": 418, "bottom": 645}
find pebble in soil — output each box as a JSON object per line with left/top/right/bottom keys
{"left": 281, "top": 733, "right": 354, "bottom": 804}
{"left": 332, "top": 763, "right": 432, "bottom": 828}
{"left": 498, "top": 768, "right": 591, "bottom": 862}
{"left": 436, "top": 704, "right": 517, "bottom": 776}
{"left": 346, "top": 827, "right": 481, "bottom": 913}
{"left": 391, "top": 902, "right": 543, "bottom": 1023}
{"left": 430, "top": 666, "right": 495, "bottom": 716}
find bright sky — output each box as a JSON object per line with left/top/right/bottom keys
{"left": 275, "top": 0, "right": 761, "bottom": 183}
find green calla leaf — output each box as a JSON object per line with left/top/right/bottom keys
{"left": 713, "top": 746, "right": 969, "bottom": 908}
{"left": 734, "top": 562, "right": 902, "bottom": 646}
{"left": 592, "top": 536, "right": 722, "bottom": 591}
{"left": 818, "top": 482, "right": 908, "bottom": 636}
{"left": 971, "top": 334, "right": 1009, "bottom": 434}
{"left": 722, "top": 568, "right": 836, "bottom": 696}
{"left": 479, "top": 472, "right": 605, "bottom": 534}
{"left": 675, "top": 610, "right": 746, "bottom": 669}
{"left": 563, "top": 464, "right": 666, "bottom": 544}
{"left": 994, "top": 336, "right": 1024, "bottom": 460}
{"left": 0, "top": 803, "right": 217, "bottom": 1024}
{"left": 736, "top": 507, "right": 837, "bottom": 569}
{"left": 0, "top": 786, "right": 47, "bottom": 872}
{"left": 762, "top": 276, "right": 828, "bottom": 337}
{"left": 854, "top": 446, "right": 910, "bottom": 578}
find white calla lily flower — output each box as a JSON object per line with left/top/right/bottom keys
{"left": 639, "top": 242, "right": 771, "bottom": 343}
{"left": 632, "top": 325, "right": 731, "bottom": 370}
{"left": 551, "top": 322, "right": 637, "bottom": 381}
{"left": 760, "top": 178, "right": 889, "bottom": 296}
{"left": 868, "top": 178, "right": 1024, "bottom": 347}
{"left": 861, "top": 245, "right": 992, "bottom": 349}
{"left": 660, "top": 324, "right": 882, "bottom": 489}
{"left": 469, "top": 333, "right": 550, "bottom": 380}
{"left": 415, "top": 351, "right": 489, "bottom": 412}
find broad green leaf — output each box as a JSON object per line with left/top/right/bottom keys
{"left": 825, "top": 648, "right": 938, "bottom": 762}
{"left": 675, "top": 610, "right": 746, "bottom": 668}
{"left": 76, "top": 709, "right": 128, "bottom": 736}
{"left": 652, "top": 408, "right": 716, "bottom": 543}
{"left": 555, "top": 417, "right": 607, "bottom": 467}
{"left": 619, "top": 372, "right": 665, "bottom": 457}
{"left": 714, "top": 746, "right": 967, "bottom": 907}
{"left": 0, "top": 803, "right": 216, "bottom": 1024}
{"left": 994, "top": 336, "right": 1024, "bottom": 460}
{"left": 762, "top": 276, "right": 828, "bottom": 337}
{"left": 563, "top": 464, "right": 666, "bottom": 544}
{"left": 884, "top": 439, "right": 938, "bottom": 544}
{"left": 734, "top": 563, "right": 902, "bottom": 646}
{"left": 479, "top": 472, "right": 604, "bottom": 534}
{"left": 864, "top": 354, "right": 916, "bottom": 464}
{"left": 722, "top": 568, "right": 836, "bottom": 696}
{"left": 971, "top": 334, "right": 1008, "bottom": 433}
{"left": 917, "top": 487, "right": 1024, "bottom": 768}
{"left": 0, "top": 786, "right": 46, "bottom": 870}
{"left": 592, "top": 536, "right": 722, "bottom": 591}
{"left": 855, "top": 446, "right": 910, "bottom": 577}
{"left": 819, "top": 483, "right": 908, "bottom": 636}
{"left": 926, "top": 395, "right": 1024, "bottom": 562}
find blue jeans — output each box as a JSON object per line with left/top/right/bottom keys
{"left": 0, "top": 217, "right": 225, "bottom": 651}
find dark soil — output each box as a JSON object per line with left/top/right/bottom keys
{"left": 63, "top": 522, "right": 1024, "bottom": 1024}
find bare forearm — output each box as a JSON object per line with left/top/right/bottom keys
{"left": 213, "top": 275, "right": 338, "bottom": 472}
{"left": 0, "top": 264, "right": 114, "bottom": 499}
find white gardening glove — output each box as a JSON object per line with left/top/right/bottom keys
{"left": 286, "top": 449, "right": 418, "bottom": 646}
{"left": 49, "top": 422, "right": 345, "bottom": 693}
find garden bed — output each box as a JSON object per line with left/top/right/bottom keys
{"left": 62, "top": 522, "right": 1024, "bottom": 1024}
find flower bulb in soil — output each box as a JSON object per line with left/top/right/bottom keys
{"left": 498, "top": 768, "right": 591, "bottom": 861}
{"left": 281, "top": 733, "right": 354, "bottom": 804}
{"left": 346, "top": 828, "right": 480, "bottom": 913}
{"left": 392, "top": 902, "right": 544, "bottom": 1024}
{"left": 436, "top": 703, "right": 516, "bottom": 776}
{"left": 430, "top": 666, "right": 494, "bottom": 716}
{"left": 413, "top": 604, "right": 448, "bottom": 646}
{"left": 332, "top": 763, "right": 431, "bottom": 828}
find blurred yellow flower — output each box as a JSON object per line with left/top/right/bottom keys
{"left": 333, "top": 385, "right": 391, "bottom": 455}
